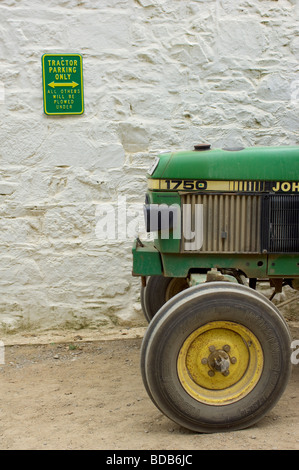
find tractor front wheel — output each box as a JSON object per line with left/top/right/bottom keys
{"left": 140, "top": 275, "right": 189, "bottom": 322}
{"left": 141, "top": 282, "right": 292, "bottom": 432}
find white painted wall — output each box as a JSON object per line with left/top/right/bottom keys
{"left": 0, "top": 0, "right": 298, "bottom": 331}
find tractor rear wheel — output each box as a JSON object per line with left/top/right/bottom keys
{"left": 140, "top": 275, "right": 189, "bottom": 322}
{"left": 141, "top": 282, "right": 292, "bottom": 432}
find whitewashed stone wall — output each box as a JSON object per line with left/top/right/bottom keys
{"left": 0, "top": 0, "right": 298, "bottom": 332}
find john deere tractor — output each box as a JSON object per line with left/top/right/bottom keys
{"left": 132, "top": 144, "right": 299, "bottom": 432}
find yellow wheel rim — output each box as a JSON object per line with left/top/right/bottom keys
{"left": 177, "top": 321, "right": 264, "bottom": 406}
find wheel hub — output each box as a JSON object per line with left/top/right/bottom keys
{"left": 208, "top": 347, "right": 231, "bottom": 375}
{"left": 201, "top": 344, "right": 237, "bottom": 377}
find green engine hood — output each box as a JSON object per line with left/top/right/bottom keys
{"left": 149, "top": 146, "right": 299, "bottom": 181}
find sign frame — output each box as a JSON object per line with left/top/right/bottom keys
{"left": 42, "top": 53, "right": 84, "bottom": 116}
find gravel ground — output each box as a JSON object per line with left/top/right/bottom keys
{"left": 0, "top": 319, "right": 299, "bottom": 451}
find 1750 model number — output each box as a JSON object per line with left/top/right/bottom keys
{"left": 164, "top": 179, "right": 207, "bottom": 190}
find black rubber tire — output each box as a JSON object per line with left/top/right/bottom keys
{"left": 140, "top": 275, "right": 189, "bottom": 322}
{"left": 140, "top": 278, "right": 149, "bottom": 321}
{"left": 141, "top": 281, "right": 292, "bottom": 433}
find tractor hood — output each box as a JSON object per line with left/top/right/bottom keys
{"left": 148, "top": 146, "right": 299, "bottom": 182}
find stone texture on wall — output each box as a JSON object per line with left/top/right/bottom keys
{"left": 0, "top": 0, "right": 298, "bottom": 331}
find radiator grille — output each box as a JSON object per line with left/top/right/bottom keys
{"left": 181, "top": 193, "right": 261, "bottom": 253}
{"left": 262, "top": 195, "right": 299, "bottom": 253}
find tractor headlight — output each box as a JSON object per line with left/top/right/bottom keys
{"left": 144, "top": 203, "right": 180, "bottom": 232}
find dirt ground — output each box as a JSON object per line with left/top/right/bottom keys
{"left": 0, "top": 316, "right": 299, "bottom": 452}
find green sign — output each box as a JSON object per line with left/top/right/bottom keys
{"left": 42, "top": 53, "right": 84, "bottom": 115}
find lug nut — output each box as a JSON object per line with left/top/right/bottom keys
{"left": 209, "top": 345, "right": 216, "bottom": 353}
{"left": 208, "top": 370, "right": 215, "bottom": 377}
{"left": 201, "top": 358, "right": 208, "bottom": 365}
{"left": 223, "top": 345, "right": 230, "bottom": 352}
{"left": 230, "top": 357, "right": 237, "bottom": 364}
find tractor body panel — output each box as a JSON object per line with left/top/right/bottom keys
{"left": 150, "top": 146, "right": 299, "bottom": 181}
{"left": 133, "top": 146, "right": 299, "bottom": 281}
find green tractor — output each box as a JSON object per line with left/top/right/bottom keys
{"left": 132, "top": 144, "right": 299, "bottom": 432}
